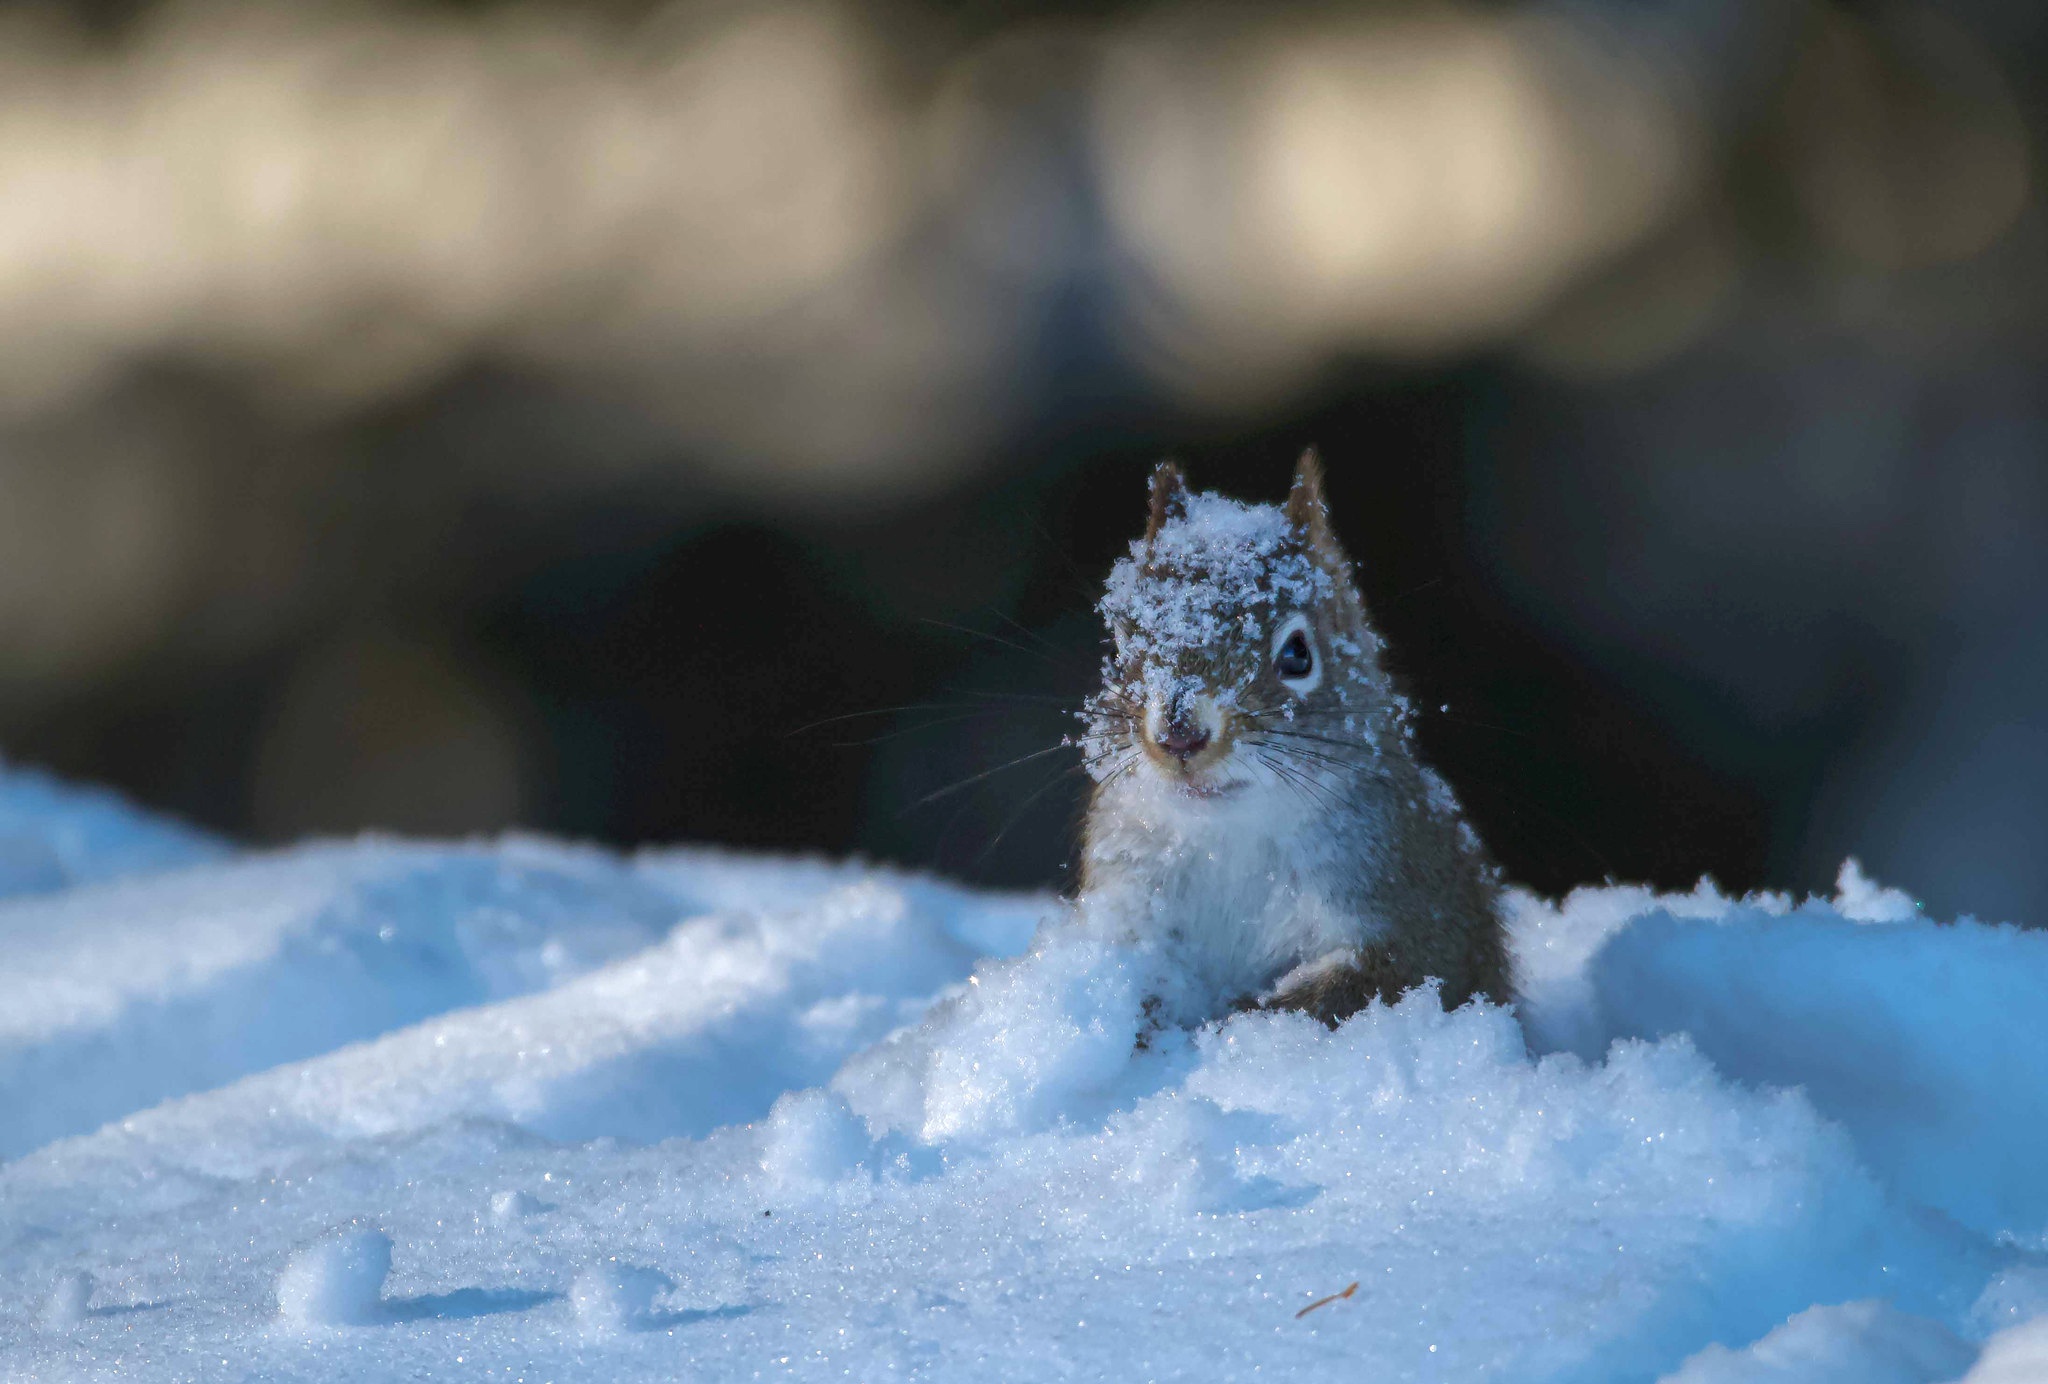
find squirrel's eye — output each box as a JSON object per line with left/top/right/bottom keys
{"left": 1276, "top": 632, "right": 1312, "bottom": 678}
{"left": 1271, "top": 614, "right": 1321, "bottom": 693}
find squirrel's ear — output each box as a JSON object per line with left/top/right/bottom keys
{"left": 1286, "top": 448, "right": 1351, "bottom": 572}
{"left": 1145, "top": 460, "right": 1189, "bottom": 545}
{"left": 1285, "top": 448, "right": 1331, "bottom": 542}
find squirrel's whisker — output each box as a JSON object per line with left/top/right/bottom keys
{"left": 1249, "top": 748, "right": 1313, "bottom": 812}
{"left": 828, "top": 709, "right": 1053, "bottom": 748}
{"left": 1260, "top": 749, "right": 1336, "bottom": 814}
{"left": 1245, "top": 745, "right": 1343, "bottom": 790}
{"left": 970, "top": 762, "right": 1095, "bottom": 869}
{"left": 989, "top": 606, "right": 1076, "bottom": 662}
{"left": 790, "top": 702, "right": 988, "bottom": 736}
{"left": 1252, "top": 748, "right": 1344, "bottom": 815}
{"left": 917, "top": 616, "right": 1068, "bottom": 666}
{"left": 1241, "top": 734, "right": 1354, "bottom": 768}
{"left": 1244, "top": 726, "right": 1385, "bottom": 755}
{"left": 902, "top": 743, "right": 1078, "bottom": 814}
{"left": 953, "top": 690, "right": 1092, "bottom": 705}
{"left": 791, "top": 699, "right": 1082, "bottom": 738}
{"left": 1242, "top": 736, "right": 1402, "bottom": 790}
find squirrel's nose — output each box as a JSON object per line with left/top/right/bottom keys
{"left": 1157, "top": 721, "right": 1210, "bottom": 762}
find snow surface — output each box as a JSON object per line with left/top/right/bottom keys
{"left": 1658, "top": 1300, "right": 1973, "bottom": 1384}
{"left": 0, "top": 759, "right": 222, "bottom": 901}
{"left": 3, "top": 762, "right": 2047, "bottom": 1381}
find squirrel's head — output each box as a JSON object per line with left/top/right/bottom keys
{"left": 1083, "top": 451, "right": 1389, "bottom": 802}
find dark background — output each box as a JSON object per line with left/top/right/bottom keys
{"left": 2, "top": 0, "right": 2045, "bottom": 921}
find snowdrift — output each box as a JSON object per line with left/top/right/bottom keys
{"left": 3, "top": 767, "right": 2047, "bottom": 1382}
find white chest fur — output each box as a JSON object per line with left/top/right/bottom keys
{"left": 1083, "top": 769, "right": 1382, "bottom": 1006}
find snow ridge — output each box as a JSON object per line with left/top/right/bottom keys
{"left": 0, "top": 759, "right": 223, "bottom": 901}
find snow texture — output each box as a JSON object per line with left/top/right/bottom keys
{"left": 275, "top": 1227, "right": 394, "bottom": 1327}
{"left": 1659, "top": 1300, "right": 1973, "bottom": 1384}
{"left": 569, "top": 1262, "right": 677, "bottom": 1335}
{"left": 1097, "top": 491, "right": 1335, "bottom": 710}
{"left": 1961, "top": 1316, "right": 2048, "bottom": 1383}
{"left": 0, "top": 758, "right": 223, "bottom": 901}
{"left": 39, "top": 1270, "right": 93, "bottom": 1333}
{"left": 0, "top": 766, "right": 2044, "bottom": 1381}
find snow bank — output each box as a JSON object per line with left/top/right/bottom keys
{"left": 0, "top": 759, "right": 222, "bottom": 900}
{"left": 1961, "top": 1316, "right": 2048, "bottom": 1383}
{"left": 0, "top": 839, "right": 675, "bottom": 1160}
{"left": 11, "top": 872, "right": 1043, "bottom": 1196}
{"left": 1516, "top": 863, "right": 2048, "bottom": 1244}
{"left": 1659, "top": 1300, "right": 1972, "bottom": 1384}
{"left": 835, "top": 914, "right": 1171, "bottom": 1143}
{"left": 0, "top": 833, "right": 1039, "bottom": 1163}
{"left": 1, "top": 770, "right": 2045, "bottom": 1382}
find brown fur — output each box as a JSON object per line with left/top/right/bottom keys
{"left": 1087, "top": 451, "right": 1514, "bottom": 1030}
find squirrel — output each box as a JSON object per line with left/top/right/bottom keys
{"left": 1075, "top": 451, "right": 1512, "bottom": 1029}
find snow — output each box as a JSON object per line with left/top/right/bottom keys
{"left": 1563, "top": 882, "right": 2048, "bottom": 1241}
{"left": 490, "top": 1189, "right": 546, "bottom": 1223}
{"left": 1962, "top": 1316, "right": 2048, "bottom": 1383}
{"left": 1659, "top": 1301, "right": 1973, "bottom": 1384}
{"left": 2, "top": 765, "right": 2046, "bottom": 1380}
{"left": 1096, "top": 491, "right": 1336, "bottom": 709}
{"left": 568, "top": 1262, "right": 677, "bottom": 1335}
{"left": 0, "top": 759, "right": 223, "bottom": 900}
{"left": 275, "top": 1227, "right": 395, "bottom": 1327}
{"left": 39, "top": 1270, "right": 94, "bottom": 1332}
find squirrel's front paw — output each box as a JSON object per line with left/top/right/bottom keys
{"left": 1260, "top": 949, "right": 1402, "bottom": 1029}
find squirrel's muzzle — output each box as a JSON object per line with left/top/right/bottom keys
{"left": 1156, "top": 720, "right": 1210, "bottom": 762}
{"left": 1141, "top": 690, "right": 1227, "bottom": 777}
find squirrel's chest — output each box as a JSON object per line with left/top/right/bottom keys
{"left": 1085, "top": 801, "right": 1376, "bottom": 992}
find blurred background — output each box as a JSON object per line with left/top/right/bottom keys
{"left": 0, "top": 0, "right": 2044, "bottom": 920}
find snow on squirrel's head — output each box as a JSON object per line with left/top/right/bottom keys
{"left": 1083, "top": 452, "right": 1391, "bottom": 802}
